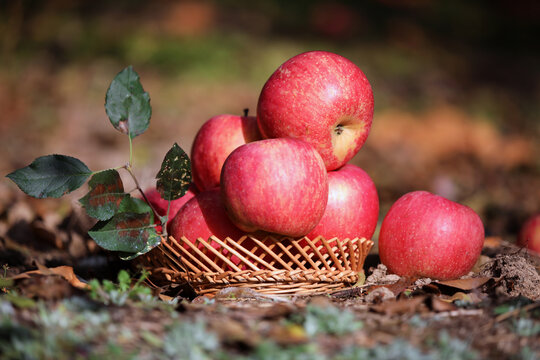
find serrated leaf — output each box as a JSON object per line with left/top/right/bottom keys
{"left": 6, "top": 155, "right": 92, "bottom": 198}
{"left": 118, "top": 240, "right": 160, "bottom": 260}
{"left": 88, "top": 212, "right": 160, "bottom": 255}
{"left": 79, "top": 169, "right": 128, "bottom": 221}
{"left": 156, "top": 143, "right": 192, "bottom": 201}
{"left": 105, "top": 66, "right": 151, "bottom": 139}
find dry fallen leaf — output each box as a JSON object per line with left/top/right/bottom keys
{"left": 11, "top": 264, "right": 89, "bottom": 289}
{"left": 371, "top": 296, "right": 428, "bottom": 315}
{"left": 435, "top": 277, "right": 491, "bottom": 291}
{"left": 439, "top": 291, "right": 483, "bottom": 304}
{"left": 261, "top": 303, "right": 296, "bottom": 319}
{"left": 209, "top": 319, "right": 255, "bottom": 345}
{"left": 483, "top": 236, "right": 503, "bottom": 248}
{"left": 429, "top": 297, "right": 458, "bottom": 312}
{"left": 17, "top": 275, "right": 76, "bottom": 300}
{"left": 367, "top": 276, "right": 417, "bottom": 297}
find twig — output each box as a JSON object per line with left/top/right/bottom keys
{"left": 495, "top": 302, "right": 540, "bottom": 323}
{"left": 331, "top": 285, "right": 369, "bottom": 298}
{"left": 430, "top": 309, "right": 484, "bottom": 319}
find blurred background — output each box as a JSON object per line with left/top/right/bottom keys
{"left": 1, "top": 0, "right": 539, "bottom": 244}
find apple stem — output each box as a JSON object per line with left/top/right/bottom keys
{"left": 243, "top": 108, "right": 249, "bottom": 117}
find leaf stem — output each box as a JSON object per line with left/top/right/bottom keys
{"left": 128, "top": 136, "right": 133, "bottom": 167}
{"left": 124, "top": 164, "right": 161, "bottom": 225}
{"left": 162, "top": 200, "right": 171, "bottom": 238}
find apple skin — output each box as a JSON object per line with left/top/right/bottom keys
{"left": 305, "top": 164, "right": 379, "bottom": 241}
{"left": 378, "top": 191, "right": 485, "bottom": 280}
{"left": 191, "top": 114, "right": 261, "bottom": 191}
{"left": 257, "top": 50, "right": 374, "bottom": 171}
{"left": 221, "top": 138, "right": 329, "bottom": 237}
{"left": 169, "top": 188, "right": 247, "bottom": 245}
{"left": 169, "top": 189, "right": 255, "bottom": 267}
{"left": 518, "top": 214, "right": 540, "bottom": 254}
{"left": 144, "top": 185, "right": 197, "bottom": 231}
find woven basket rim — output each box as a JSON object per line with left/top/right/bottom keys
{"left": 137, "top": 235, "right": 373, "bottom": 296}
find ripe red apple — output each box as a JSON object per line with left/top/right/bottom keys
{"left": 144, "top": 185, "right": 197, "bottom": 231}
{"left": 169, "top": 188, "right": 246, "bottom": 245}
{"left": 257, "top": 50, "right": 374, "bottom": 171}
{"left": 191, "top": 113, "right": 261, "bottom": 191}
{"left": 378, "top": 191, "right": 484, "bottom": 280}
{"left": 518, "top": 214, "right": 540, "bottom": 254}
{"left": 221, "top": 138, "right": 329, "bottom": 237}
{"left": 305, "top": 164, "right": 379, "bottom": 241}
{"left": 169, "top": 189, "right": 254, "bottom": 267}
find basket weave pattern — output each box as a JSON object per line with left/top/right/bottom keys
{"left": 139, "top": 235, "right": 373, "bottom": 295}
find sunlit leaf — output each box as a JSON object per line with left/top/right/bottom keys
{"left": 88, "top": 212, "right": 160, "bottom": 256}
{"left": 119, "top": 196, "right": 154, "bottom": 214}
{"left": 79, "top": 169, "right": 128, "bottom": 221}
{"left": 6, "top": 155, "right": 92, "bottom": 198}
{"left": 105, "top": 66, "right": 151, "bottom": 139}
{"left": 156, "top": 143, "right": 192, "bottom": 201}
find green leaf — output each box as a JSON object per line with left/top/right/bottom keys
{"left": 105, "top": 66, "right": 151, "bottom": 139}
{"left": 3, "top": 292, "right": 37, "bottom": 308}
{"left": 118, "top": 243, "right": 158, "bottom": 261}
{"left": 88, "top": 212, "right": 160, "bottom": 256}
{"left": 6, "top": 155, "right": 92, "bottom": 198}
{"left": 156, "top": 143, "right": 192, "bottom": 201}
{"left": 119, "top": 196, "right": 153, "bottom": 214}
{"left": 79, "top": 169, "right": 128, "bottom": 221}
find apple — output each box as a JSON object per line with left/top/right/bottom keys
{"left": 191, "top": 113, "right": 261, "bottom": 191}
{"left": 518, "top": 214, "right": 540, "bottom": 254}
{"left": 257, "top": 50, "right": 374, "bottom": 171}
{"left": 169, "top": 188, "right": 246, "bottom": 245}
{"left": 144, "top": 185, "right": 197, "bottom": 232}
{"left": 169, "top": 189, "right": 255, "bottom": 267}
{"left": 305, "top": 164, "right": 379, "bottom": 242}
{"left": 221, "top": 138, "right": 329, "bottom": 237}
{"left": 378, "top": 191, "right": 484, "bottom": 280}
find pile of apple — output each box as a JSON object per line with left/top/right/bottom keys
{"left": 146, "top": 50, "right": 485, "bottom": 280}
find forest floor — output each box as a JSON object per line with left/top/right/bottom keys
{"left": 1, "top": 185, "right": 539, "bottom": 359}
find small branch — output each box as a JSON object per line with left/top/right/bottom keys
{"left": 430, "top": 309, "right": 484, "bottom": 319}
{"left": 495, "top": 302, "right": 540, "bottom": 323}
{"left": 331, "top": 285, "right": 369, "bottom": 298}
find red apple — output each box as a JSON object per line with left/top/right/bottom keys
{"left": 518, "top": 214, "right": 540, "bottom": 254}
{"left": 169, "top": 188, "right": 246, "bottom": 245}
{"left": 191, "top": 113, "right": 261, "bottom": 191}
{"left": 378, "top": 191, "right": 484, "bottom": 280}
{"left": 144, "top": 185, "right": 197, "bottom": 231}
{"left": 169, "top": 189, "right": 253, "bottom": 267}
{"left": 221, "top": 138, "right": 329, "bottom": 237}
{"left": 257, "top": 50, "right": 374, "bottom": 171}
{"left": 305, "top": 164, "right": 379, "bottom": 241}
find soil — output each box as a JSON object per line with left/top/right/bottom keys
{"left": 480, "top": 252, "right": 540, "bottom": 300}
{"left": 1, "top": 191, "right": 539, "bottom": 358}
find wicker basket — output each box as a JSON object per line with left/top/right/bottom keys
{"left": 137, "top": 235, "right": 373, "bottom": 296}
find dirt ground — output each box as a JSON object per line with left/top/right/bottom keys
{"left": 1, "top": 187, "right": 539, "bottom": 359}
